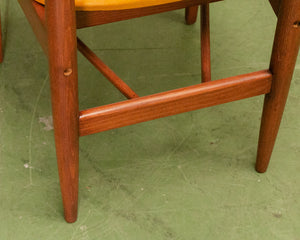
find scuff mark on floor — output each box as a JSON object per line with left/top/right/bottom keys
{"left": 39, "top": 116, "right": 53, "bottom": 131}
{"left": 24, "top": 163, "right": 33, "bottom": 169}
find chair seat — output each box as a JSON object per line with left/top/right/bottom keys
{"left": 34, "top": 0, "right": 184, "bottom": 11}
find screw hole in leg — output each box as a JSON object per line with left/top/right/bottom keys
{"left": 64, "top": 68, "right": 73, "bottom": 76}
{"left": 293, "top": 21, "right": 300, "bottom": 28}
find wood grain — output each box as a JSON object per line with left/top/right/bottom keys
{"left": 46, "top": 0, "right": 79, "bottom": 223}
{"left": 256, "top": 0, "right": 300, "bottom": 173}
{"left": 80, "top": 70, "right": 272, "bottom": 136}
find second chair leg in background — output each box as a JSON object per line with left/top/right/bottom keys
{"left": 200, "top": 4, "right": 211, "bottom": 82}
{"left": 185, "top": 4, "right": 211, "bottom": 82}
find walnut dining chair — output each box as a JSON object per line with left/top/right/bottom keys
{"left": 0, "top": 0, "right": 299, "bottom": 223}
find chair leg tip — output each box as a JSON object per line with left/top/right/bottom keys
{"left": 255, "top": 164, "right": 268, "bottom": 173}
{"left": 64, "top": 216, "right": 78, "bottom": 223}
{"left": 64, "top": 210, "right": 78, "bottom": 223}
{"left": 185, "top": 19, "right": 197, "bottom": 25}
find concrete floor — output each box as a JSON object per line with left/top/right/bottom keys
{"left": 0, "top": 0, "right": 300, "bottom": 239}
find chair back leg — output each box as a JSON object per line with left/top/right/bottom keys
{"left": 185, "top": 4, "right": 212, "bottom": 83}
{"left": 256, "top": 0, "right": 300, "bottom": 172}
{"left": 200, "top": 4, "right": 211, "bottom": 82}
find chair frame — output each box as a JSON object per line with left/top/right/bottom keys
{"left": 0, "top": 0, "right": 299, "bottom": 223}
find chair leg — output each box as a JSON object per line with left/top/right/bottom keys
{"left": 185, "top": 6, "right": 198, "bottom": 25}
{"left": 46, "top": 1, "right": 79, "bottom": 222}
{"left": 256, "top": 0, "right": 300, "bottom": 173}
{"left": 0, "top": 13, "right": 3, "bottom": 63}
{"left": 200, "top": 4, "right": 211, "bottom": 82}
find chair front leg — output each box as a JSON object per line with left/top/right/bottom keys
{"left": 46, "top": 0, "right": 79, "bottom": 223}
{"left": 256, "top": 0, "right": 300, "bottom": 173}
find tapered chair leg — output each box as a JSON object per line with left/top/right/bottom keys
{"left": 256, "top": 0, "right": 300, "bottom": 173}
{"left": 185, "top": 6, "right": 198, "bottom": 25}
{"left": 46, "top": 1, "right": 79, "bottom": 222}
{"left": 0, "top": 13, "right": 3, "bottom": 63}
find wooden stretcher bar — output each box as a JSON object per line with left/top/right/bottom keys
{"left": 79, "top": 70, "right": 272, "bottom": 136}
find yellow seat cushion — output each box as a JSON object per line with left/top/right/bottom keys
{"left": 34, "top": 0, "right": 183, "bottom": 11}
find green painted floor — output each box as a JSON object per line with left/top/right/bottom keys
{"left": 0, "top": 0, "right": 300, "bottom": 239}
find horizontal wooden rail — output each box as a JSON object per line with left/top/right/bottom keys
{"left": 77, "top": 38, "right": 139, "bottom": 99}
{"left": 79, "top": 70, "right": 272, "bottom": 136}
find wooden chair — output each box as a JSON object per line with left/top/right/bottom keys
{"left": 0, "top": 0, "right": 299, "bottom": 223}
